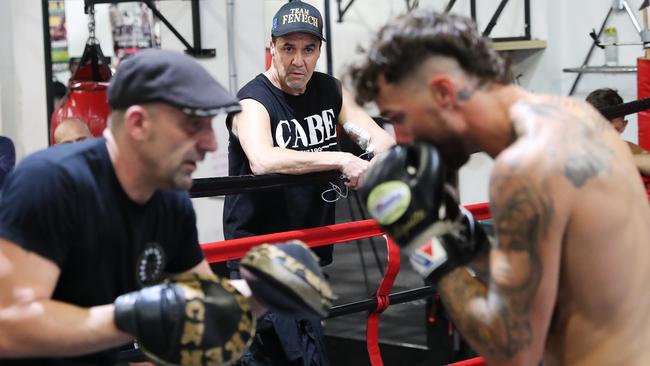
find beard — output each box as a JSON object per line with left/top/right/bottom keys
{"left": 430, "top": 136, "right": 470, "bottom": 171}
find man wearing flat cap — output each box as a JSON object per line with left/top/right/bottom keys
{"left": 0, "top": 49, "right": 247, "bottom": 365}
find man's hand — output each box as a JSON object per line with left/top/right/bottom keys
{"left": 358, "top": 142, "right": 488, "bottom": 283}
{"left": 114, "top": 273, "right": 255, "bottom": 366}
{"left": 339, "top": 153, "right": 370, "bottom": 189}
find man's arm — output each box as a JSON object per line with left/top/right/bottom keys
{"left": 232, "top": 98, "right": 368, "bottom": 179}
{"left": 338, "top": 87, "right": 395, "bottom": 156}
{"left": 0, "top": 239, "right": 131, "bottom": 358}
{"left": 435, "top": 160, "right": 563, "bottom": 366}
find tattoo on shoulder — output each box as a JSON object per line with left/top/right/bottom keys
{"left": 519, "top": 100, "right": 613, "bottom": 188}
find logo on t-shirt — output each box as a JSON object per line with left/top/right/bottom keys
{"left": 274, "top": 109, "right": 337, "bottom": 152}
{"left": 136, "top": 242, "right": 166, "bottom": 287}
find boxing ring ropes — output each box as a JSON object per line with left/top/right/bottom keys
{"left": 199, "top": 218, "right": 488, "bottom": 366}
{"left": 115, "top": 170, "right": 490, "bottom": 366}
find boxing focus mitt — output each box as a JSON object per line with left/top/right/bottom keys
{"left": 114, "top": 273, "right": 255, "bottom": 366}
{"left": 240, "top": 241, "right": 334, "bottom": 319}
{"left": 358, "top": 141, "right": 488, "bottom": 283}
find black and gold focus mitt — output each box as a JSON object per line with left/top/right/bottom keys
{"left": 114, "top": 273, "right": 255, "bottom": 366}
{"left": 240, "top": 241, "right": 334, "bottom": 319}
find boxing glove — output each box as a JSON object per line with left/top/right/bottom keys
{"left": 114, "top": 273, "right": 255, "bottom": 366}
{"left": 359, "top": 141, "right": 488, "bottom": 283}
{"left": 240, "top": 240, "right": 334, "bottom": 319}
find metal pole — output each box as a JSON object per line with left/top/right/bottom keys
{"left": 569, "top": 7, "right": 614, "bottom": 95}
{"left": 470, "top": 0, "right": 476, "bottom": 21}
{"left": 226, "top": 0, "right": 238, "bottom": 92}
{"left": 324, "top": 0, "right": 334, "bottom": 76}
{"left": 483, "top": 0, "right": 510, "bottom": 37}
{"left": 42, "top": 0, "right": 54, "bottom": 145}
{"left": 524, "top": 0, "right": 531, "bottom": 39}
{"left": 444, "top": 0, "right": 457, "bottom": 13}
{"left": 143, "top": 0, "right": 194, "bottom": 52}
{"left": 191, "top": 0, "right": 202, "bottom": 50}
{"left": 622, "top": 0, "right": 642, "bottom": 33}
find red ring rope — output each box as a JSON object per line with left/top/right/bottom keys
{"left": 366, "top": 236, "right": 401, "bottom": 366}
{"left": 447, "top": 356, "right": 486, "bottom": 366}
{"left": 201, "top": 204, "right": 492, "bottom": 365}
{"left": 201, "top": 219, "right": 384, "bottom": 263}
{"left": 200, "top": 203, "right": 492, "bottom": 263}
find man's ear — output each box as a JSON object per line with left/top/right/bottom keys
{"left": 428, "top": 76, "right": 458, "bottom": 108}
{"left": 124, "top": 105, "right": 151, "bottom": 141}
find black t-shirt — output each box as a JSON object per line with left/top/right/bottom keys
{"left": 223, "top": 72, "right": 342, "bottom": 262}
{"left": 0, "top": 138, "right": 204, "bottom": 365}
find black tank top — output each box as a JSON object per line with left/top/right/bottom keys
{"left": 223, "top": 72, "right": 342, "bottom": 263}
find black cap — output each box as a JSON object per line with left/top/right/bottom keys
{"left": 271, "top": 1, "right": 326, "bottom": 41}
{"left": 108, "top": 49, "right": 241, "bottom": 117}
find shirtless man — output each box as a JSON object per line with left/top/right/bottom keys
{"left": 353, "top": 11, "right": 650, "bottom": 366}
{"left": 585, "top": 88, "right": 650, "bottom": 176}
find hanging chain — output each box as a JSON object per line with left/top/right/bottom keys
{"left": 88, "top": 4, "right": 96, "bottom": 43}
{"left": 406, "top": 0, "right": 420, "bottom": 11}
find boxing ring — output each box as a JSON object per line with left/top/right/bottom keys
{"left": 120, "top": 165, "right": 650, "bottom": 365}
{"left": 199, "top": 216, "right": 489, "bottom": 366}
{"left": 115, "top": 173, "right": 490, "bottom": 365}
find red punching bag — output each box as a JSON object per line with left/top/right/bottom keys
{"left": 50, "top": 40, "right": 112, "bottom": 143}
{"left": 69, "top": 41, "right": 112, "bottom": 84}
{"left": 50, "top": 5, "right": 113, "bottom": 144}
{"left": 50, "top": 81, "right": 111, "bottom": 141}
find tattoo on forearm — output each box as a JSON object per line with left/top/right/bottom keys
{"left": 438, "top": 171, "right": 553, "bottom": 360}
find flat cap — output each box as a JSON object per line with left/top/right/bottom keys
{"left": 108, "top": 49, "right": 241, "bottom": 117}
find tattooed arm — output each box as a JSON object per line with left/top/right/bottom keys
{"left": 436, "top": 157, "right": 562, "bottom": 366}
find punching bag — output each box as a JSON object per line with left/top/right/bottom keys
{"left": 50, "top": 37, "right": 112, "bottom": 144}
{"left": 50, "top": 81, "right": 110, "bottom": 141}
{"left": 637, "top": 58, "right": 650, "bottom": 150}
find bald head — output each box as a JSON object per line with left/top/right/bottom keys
{"left": 54, "top": 118, "right": 93, "bottom": 144}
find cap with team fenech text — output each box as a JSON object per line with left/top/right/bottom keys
{"left": 271, "top": 1, "right": 326, "bottom": 41}
{"left": 108, "top": 49, "right": 241, "bottom": 118}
